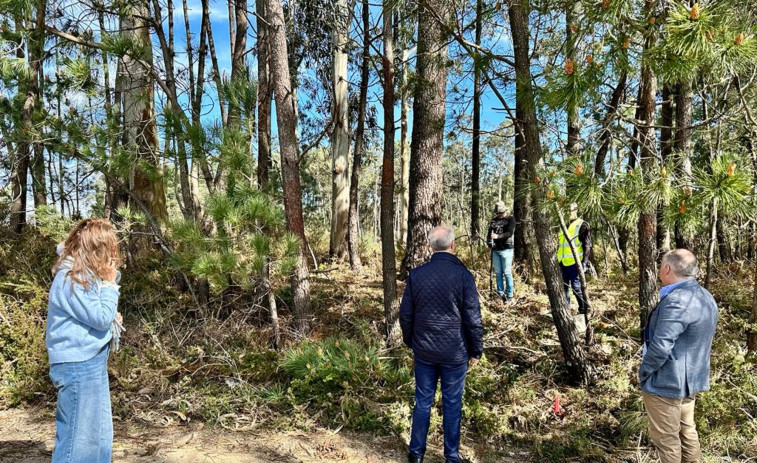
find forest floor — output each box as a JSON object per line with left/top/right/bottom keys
{"left": 0, "top": 407, "right": 526, "bottom": 463}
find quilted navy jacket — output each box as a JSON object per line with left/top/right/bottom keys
{"left": 399, "top": 252, "right": 483, "bottom": 364}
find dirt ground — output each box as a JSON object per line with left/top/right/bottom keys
{"left": 0, "top": 408, "right": 526, "bottom": 463}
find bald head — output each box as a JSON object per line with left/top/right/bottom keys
{"left": 428, "top": 225, "right": 455, "bottom": 252}
{"left": 661, "top": 249, "right": 698, "bottom": 281}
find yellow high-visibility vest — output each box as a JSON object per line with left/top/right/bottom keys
{"left": 558, "top": 218, "right": 584, "bottom": 266}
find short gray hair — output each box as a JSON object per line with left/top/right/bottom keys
{"left": 662, "top": 249, "right": 699, "bottom": 278}
{"left": 428, "top": 225, "right": 455, "bottom": 251}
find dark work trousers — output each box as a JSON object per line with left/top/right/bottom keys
{"left": 408, "top": 357, "right": 468, "bottom": 463}
{"left": 559, "top": 262, "right": 587, "bottom": 314}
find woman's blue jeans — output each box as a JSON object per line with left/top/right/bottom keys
{"left": 49, "top": 345, "right": 113, "bottom": 463}
{"left": 492, "top": 248, "right": 514, "bottom": 298}
{"left": 409, "top": 357, "right": 468, "bottom": 462}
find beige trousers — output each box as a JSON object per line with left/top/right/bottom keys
{"left": 642, "top": 392, "right": 701, "bottom": 463}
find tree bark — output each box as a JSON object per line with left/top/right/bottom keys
{"left": 508, "top": 0, "right": 590, "bottom": 384}
{"left": 470, "top": 0, "right": 482, "bottom": 239}
{"left": 637, "top": 2, "right": 659, "bottom": 331}
{"left": 705, "top": 198, "right": 718, "bottom": 289}
{"left": 657, "top": 85, "right": 674, "bottom": 255}
{"left": 400, "top": 0, "right": 449, "bottom": 276}
{"left": 228, "top": 0, "right": 248, "bottom": 126}
{"left": 347, "top": 0, "right": 370, "bottom": 272}
{"left": 329, "top": 0, "right": 351, "bottom": 259}
{"left": 256, "top": 0, "right": 272, "bottom": 191}
{"left": 10, "top": 3, "right": 46, "bottom": 232}
{"left": 594, "top": 70, "right": 627, "bottom": 177}
{"left": 674, "top": 79, "right": 694, "bottom": 250}
{"left": 565, "top": 4, "right": 579, "bottom": 158}
{"left": 749, "top": 235, "right": 757, "bottom": 351}
{"left": 381, "top": 0, "right": 401, "bottom": 346}
{"left": 399, "top": 46, "right": 411, "bottom": 244}
{"left": 264, "top": 0, "right": 312, "bottom": 335}
{"left": 120, "top": 2, "right": 167, "bottom": 223}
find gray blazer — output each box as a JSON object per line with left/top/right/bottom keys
{"left": 640, "top": 279, "right": 718, "bottom": 399}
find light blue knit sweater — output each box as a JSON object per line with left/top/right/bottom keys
{"left": 46, "top": 255, "right": 120, "bottom": 364}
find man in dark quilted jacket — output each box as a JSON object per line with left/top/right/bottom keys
{"left": 400, "top": 225, "right": 483, "bottom": 463}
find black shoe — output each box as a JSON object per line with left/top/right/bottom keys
{"left": 408, "top": 456, "right": 424, "bottom": 463}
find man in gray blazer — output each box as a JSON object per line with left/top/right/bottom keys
{"left": 640, "top": 249, "right": 718, "bottom": 463}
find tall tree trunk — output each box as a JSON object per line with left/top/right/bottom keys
{"left": 749, "top": 234, "right": 757, "bottom": 351}
{"left": 657, "top": 85, "right": 674, "bottom": 255}
{"left": 508, "top": 0, "right": 590, "bottom": 384}
{"left": 674, "top": 80, "right": 694, "bottom": 250}
{"left": 10, "top": 3, "right": 46, "bottom": 232}
{"left": 470, "top": 0, "right": 482, "bottom": 239}
{"left": 329, "top": 0, "right": 351, "bottom": 259}
{"left": 264, "top": 0, "right": 312, "bottom": 335}
{"left": 400, "top": 0, "right": 449, "bottom": 276}
{"left": 716, "top": 212, "right": 731, "bottom": 263}
{"left": 120, "top": 3, "right": 167, "bottom": 223}
{"left": 594, "top": 70, "right": 627, "bottom": 177}
{"left": 705, "top": 199, "right": 718, "bottom": 289}
{"left": 381, "top": 0, "right": 401, "bottom": 345}
{"left": 347, "top": 0, "right": 369, "bottom": 272}
{"left": 228, "top": 0, "right": 248, "bottom": 126}
{"left": 399, "top": 46, "right": 411, "bottom": 243}
{"left": 637, "top": 1, "right": 659, "bottom": 331}
{"left": 256, "top": 0, "right": 272, "bottom": 191}
{"left": 565, "top": 4, "right": 579, "bottom": 158}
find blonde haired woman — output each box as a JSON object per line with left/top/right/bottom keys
{"left": 47, "top": 218, "right": 123, "bottom": 463}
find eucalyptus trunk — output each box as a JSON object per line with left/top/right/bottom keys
{"left": 329, "top": 0, "right": 351, "bottom": 259}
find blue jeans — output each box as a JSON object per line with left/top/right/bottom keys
{"left": 559, "top": 262, "right": 587, "bottom": 313}
{"left": 492, "top": 248, "right": 514, "bottom": 298}
{"left": 50, "top": 345, "right": 113, "bottom": 463}
{"left": 409, "top": 357, "right": 468, "bottom": 462}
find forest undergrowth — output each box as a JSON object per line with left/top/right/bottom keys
{"left": 1, "top": 227, "right": 756, "bottom": 462}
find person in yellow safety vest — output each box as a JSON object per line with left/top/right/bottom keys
{"left": 557, "top": 203, "right": 592, "bottom": 315}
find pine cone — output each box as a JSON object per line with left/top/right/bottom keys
{"left": 602, "top": 0, "right": 611, "bottom": 9}
{"left": 622, "top": 38, "right": 631, "bottom": 49}
{"left": 705, "top": 29, "right": 715, "bottom": 41}
{"left": 726, "top": 161, "right": 736, "bottom": 176}
{"left": 586, "top": 55, "right": 594, "bottom": 64}
{"left": 679, "top": 201, "right": 687, "bottom": 214}
{"left": 575, "top": 163, "right": 584, "bottom": 176}
{"left": 690, "top": 4, "right": 700, "bottom": 21}
{"left": 735, "top": 33, "right": 745, "bottom": 45}
{"left": 649, "top": 16, "right": 656, "bottom": 25}
{"left": 565, "top": 59, "right": 575, "bottom": 75}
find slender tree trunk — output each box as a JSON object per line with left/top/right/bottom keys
{"left": 637, "top": 2, "right": 659, "bottom": 331}
{"left": 716, "top": 212, "right": 731, "bottom": 263}
{"left": 256, "top": 0, "right": 272, "bottom": 191}
{"left": 749, "top": 235, "right": 757, "bottom": 351}
{"left": 509, "top": 0, "right": 590, "bottom": 384}
{"left": 470, "top": 0, "right": 482, "bottom": 239}
{"left": 657, "top": 85, "right": 674, "bottom": 255}
{"left": 264, "top": 0, "right": 312, "bottom": 335}
{"left": 329, "top": 0, "right": 351, "bottom": 259}
{"left": 347, "top": 0, "right": 369, "bottom": 272}
{"left": 705, "top": 199, "right": 718, "bottom": 289}
{"left": 10, "top": 4, "right": 46, "bottom": 232}
{"left": 400, "top": 0, "right": 449, "bottom": 276}
{"left": 674, "top": 80, "right": 694, "bottom": 250}
{"left": 382, "top": 0, "right": 401, "bottom": 345}
{"left": 228, "top": 0, "right": 248, "bottom": 126}
{"left": 565, "top": 4, "right": 579, "bottom": 158}
{"left": 399, "top": 46, "right": 411, "bottom": 244}
{"left": 594, "top": 70, "right": 627, "bottom": 177}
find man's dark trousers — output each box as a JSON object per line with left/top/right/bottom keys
{"left": 559, "top": 262, "right": 587, "bottom": 313}
{"left": 409, "top": 358, "right": 467, "bottom": 463}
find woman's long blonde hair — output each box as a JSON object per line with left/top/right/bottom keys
{"left": 53, "top": 218, "right": 121, "bottom": 289}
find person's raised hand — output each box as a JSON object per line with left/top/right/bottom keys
{"left": 469, "top": 357, "right": 479, "bottom": 367}
{"left": 103, "top": 264, "right": 118, "bottom": 282}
